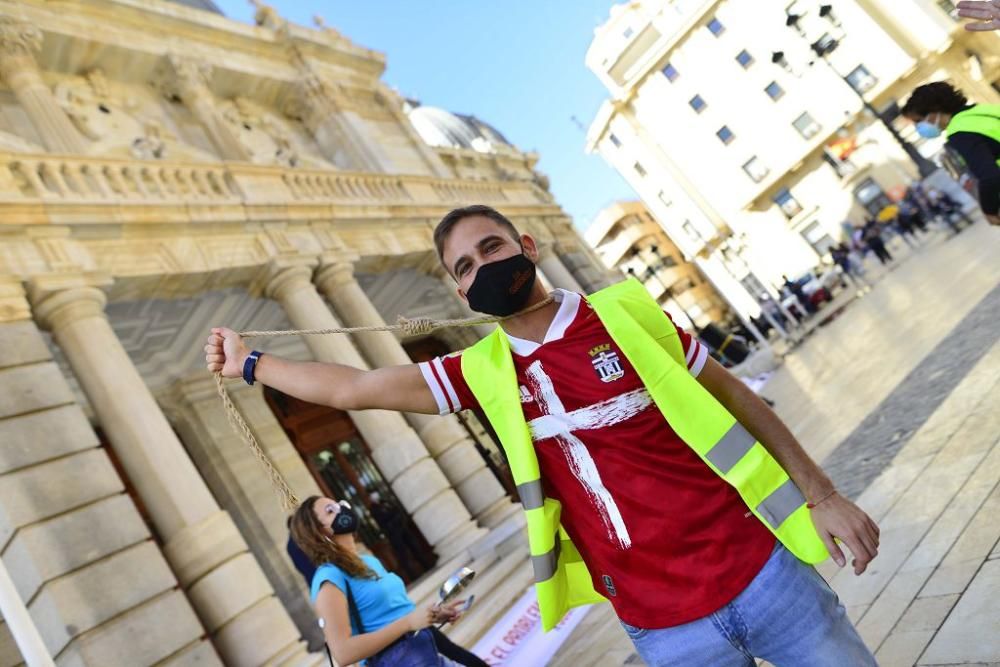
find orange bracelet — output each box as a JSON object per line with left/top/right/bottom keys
{"left": 807, "top": 489, "right": 837, "bottom": 509}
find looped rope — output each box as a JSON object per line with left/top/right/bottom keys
{"left": 397, "top": 315, "right": 435, "bottom": 337}
{"left": 217, "top": 296, "right": 555, "bottom": 510}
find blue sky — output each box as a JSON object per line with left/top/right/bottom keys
{"left": 213, "top": 0, "right": 634, "bottom": 230}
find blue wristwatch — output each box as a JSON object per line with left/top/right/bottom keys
{"left": 243, "top": 350, "right": 263, "bottom": 386}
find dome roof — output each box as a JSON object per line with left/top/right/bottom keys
{"left": 407, "top": 105, "right": 512, "bottom": 152}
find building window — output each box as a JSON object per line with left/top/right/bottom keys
{"left": 936, "top": 0, "right": 960, "bottom": 20}
{"left": 765, "top": 81, "right": 784, "bottom": 101}
{"left": 812, "top": 32, "right": 839, "bottom": 57}
{"left": 743, "top": 156, "right": 770, "bottom": 183}
{"left": 793, "top": 111, "right": 822, "bottom": 139}
{"left": 823, "top": 147, "right": 857, "bottom": 178}
{"left": 717, "top": 126, "right": 735, "bottom": 145}
{"left": 682, "top": 220, "right": 701, "bottom": 241}
{"left": 689, "top": 95, "right": 707, "bottom": 113}
{"left": 773, "top": 187, "right": 804, "bottom": 218}
{"left": 801, "top": 220, "right": 836, "bottom": 256}
{"left": 736, "top": 49, "right": 754, "bottom": 69}
{"left": 662, "top": 62, "right": 680, "bottom": 82}
{"left": 707, "top": 17, "right": 725, "bottom": 36}
{"left": 657, "top": 190, "right": 672, "bottom": 207}
{"left": 609, "top": 133, "right": 622, "bottom": 148}
{"left": 853, "top": 177, "right": 891, "bottom": 216}
{"left": 846, "top": 64, "right": 877, "bottom": 94}
{"left": 623, "top": 26, "right": 634, "bottom": 39}
{"left": 634, "top": 162, "right": 647, "bottom": 177}
{"left": 740, "top": 273, "right": 769, "bottom": 300}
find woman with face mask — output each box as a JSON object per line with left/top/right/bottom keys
{"left": 902, "top": 81, "right": 1000, "bottom": 226}
{"left": 289, "top": 496, "right": 470, "bottom": 666}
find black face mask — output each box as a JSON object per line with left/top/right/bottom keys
{"left": 465, "top": 253, "right": 537, "bottom": 317}
{"left": 331, "top": 502, "right": 360, "bottom": 535}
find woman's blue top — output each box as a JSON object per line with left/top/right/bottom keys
{"left": 310, "top": 555, "right": 415, "bottom": 636}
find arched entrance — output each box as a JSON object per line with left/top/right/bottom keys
{"left": 264, "top": 387, "right": 437, "bottom": 583}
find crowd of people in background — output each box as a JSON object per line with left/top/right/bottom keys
{"left": 711, "top": 180, "right": 976, "bottom": 367}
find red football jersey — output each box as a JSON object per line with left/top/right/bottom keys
{"left": 419, "top": 290, "right": 775, "bottom": 628}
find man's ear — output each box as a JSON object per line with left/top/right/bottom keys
{"left": 521, "top": 233, "right": 539, "bottom": 261}
{"left": 456, "top": 285, "right": 468, "bottom": 304}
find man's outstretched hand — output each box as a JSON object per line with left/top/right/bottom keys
{"left": 810, "top": 492, "right": 880, "bottom": 575}
{"left": 205, "top": 327, "right": 248, "bottom": 378}
{"left": 957, "top": 1, "right": 1000, "bottom": 31}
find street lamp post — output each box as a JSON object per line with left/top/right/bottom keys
{"left": 778, "top": 4, "right": 937, "bottom": 178}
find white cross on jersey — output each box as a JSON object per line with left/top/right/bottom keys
{"left": 525, "top": 359, "right": 655, "bottom": 551}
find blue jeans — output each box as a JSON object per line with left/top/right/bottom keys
{"left": 620, "top": 544, "right": 877, "bottom": 666}
{"left": 368, "top": 628, "right": 458, "bottom": 667}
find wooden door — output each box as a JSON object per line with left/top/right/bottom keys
{"left": 264, "top": 388, "right": 437, "bottom": 583}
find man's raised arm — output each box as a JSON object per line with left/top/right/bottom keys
{"left": 205, "top": 327, "right": 440, "bottom": 415}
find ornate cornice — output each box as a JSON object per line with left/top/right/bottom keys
{"left": 0, "top": 17, "right": 41, "bottom": 60}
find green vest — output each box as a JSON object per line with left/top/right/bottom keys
{"left": 946, "top": 104, "right": 1000, "bottom": 146}
{"left": 460, "top": 279, "right": 828, "bottom": 631}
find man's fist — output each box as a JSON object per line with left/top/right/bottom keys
{"left": 205, "top": 327, "right": 248, "bottom": 378}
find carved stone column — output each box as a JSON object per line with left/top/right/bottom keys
{"left": 0, "top": 18, "right": 87, "bottom": 153}
{"left": 166, "top": 375, "right": 324, "bottom": 649}
{"left": 30, "top": 279, "right": 307, "bottom": 666}
{"left": 538, "top": 243, "right": 585, "bottom": 292}
{"left": 430, "top": 265, "right": 496, "bottom": 340}
{"left": 259, "top": 258, "right": 486, "bottom": 557}
{"left": 315, "top": 257, "right": 516, "bottom": 527}
{"left": 159, "top": 55, "right": 252, "bottom": 162}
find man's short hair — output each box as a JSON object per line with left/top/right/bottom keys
{"left": 433, "top": 204, "right": 521, "bottom": 267}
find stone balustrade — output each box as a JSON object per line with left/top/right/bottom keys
{"left": 0, "top": 152, "right": 558, "bottom": 214}
{"left": 7, "top": 157, "right": 240, "bottom": 203}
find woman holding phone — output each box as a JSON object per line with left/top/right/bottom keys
{"left": 289, "top": 495, "right": 479, "bottom": 666}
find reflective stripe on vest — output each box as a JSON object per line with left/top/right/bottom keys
{"left": 461, "top": 279, "right": 828, "bottom": 631}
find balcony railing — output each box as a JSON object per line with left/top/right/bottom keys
{"left": 0, "top": 153, "right": 554, "bottom": 216}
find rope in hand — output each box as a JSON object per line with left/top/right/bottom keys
{"left": 214, "top": 296, "right": 556, "bottom": 511}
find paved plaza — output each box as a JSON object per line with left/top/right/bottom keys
{"left": 550, "top": 221, "right": 1000, "bottom": 666}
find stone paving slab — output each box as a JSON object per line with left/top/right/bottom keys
{"left": 919, "top": 559, "right": 1000, "bottom": 665}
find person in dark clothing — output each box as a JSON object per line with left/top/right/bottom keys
{"left": 286, "top": 526, "right": 488, "bottom": 667}
{"left": 902, "top": 82, "right": 1000, "bottom": 226}
{"left": 861, "top": 220, "right": 893, "bottom": 265}
{"left": 831, "top": 243, "right": 870, "bottom": 289}
{"left": 369, "top": 491, "right": 436, "bottom": 579}
{"left": 782, "top": 274, "right": 816, "bottom": 315}
{"left": 899, "top": 196, "right": 928, "bottom": 233}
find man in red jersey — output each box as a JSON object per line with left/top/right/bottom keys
{"left": 206, "top": 205, "right": 879, "bottom": 665}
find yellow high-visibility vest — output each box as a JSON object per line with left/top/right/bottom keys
{"left": 461, "top": 278, "right": 828, "bottom": 631}
{"left": 946, "top": 104, "right": 1000, "bottom": 147}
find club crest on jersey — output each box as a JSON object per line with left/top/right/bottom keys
{"left": 589, "top": 343, "right": 624, "bottom": 383}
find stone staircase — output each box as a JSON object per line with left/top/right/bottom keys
{"left": 410, "top": 510, "right": 534, "bottom": 649}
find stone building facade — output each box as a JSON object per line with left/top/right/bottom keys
{"left": 0, "top": 1, "right": 612, "bottom": 664}
{"left": 586, "top": 200, "right": 733, "bottom": 329}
